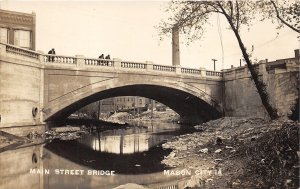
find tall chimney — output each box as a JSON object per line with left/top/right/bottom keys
{"left": 172, "top": 26, "right": 180, "bottom": 66}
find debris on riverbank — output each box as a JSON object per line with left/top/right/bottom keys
{"left": 105, "top": 109, "right": 180, "bottom": 124}
{"left": 45, "top": 126, "right": 88, "bottom": 141}
{"left": 52, "top": 126, "right": 81, "bottom": 133}
{"left": 162, "top": 117, "right": 299, "bottom": 189}
{"left": 133, "top": 109, "right": 180, "bottom": 123}
{"left": 65, "top": 117, "right": 128, "bottom": 127}
{"left": 104, "top": 112, "right": 131, "bottom": 124}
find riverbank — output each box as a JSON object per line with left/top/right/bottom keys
{"left": 103, "top": 109, "right": 180, "bottom": 124}
{"left": 162, "top": 117, "right": 299, "bottom": 189}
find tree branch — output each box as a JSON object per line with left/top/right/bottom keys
{"left": 229, "top": 1, "right": 234, "bottom": 18}
{"left": 270, "top": 0, "right": 300, "bottom": 33}
{"left": 176, "top": 2, "right": 224, "bottom": 29}
{"left": 206, "top": 1, "right": 223, "bottom": 13}
{"left": 236, "top": 0, "right": 240, "bottom": 31}
{"left": 176, "top": 3, "right": 202, "bottom": 28}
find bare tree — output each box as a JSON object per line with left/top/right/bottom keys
{"left": 158, "top": 1, "right": 298, "bottom": 120}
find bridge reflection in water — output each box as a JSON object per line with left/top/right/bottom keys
{"left": 0, "top": 121, "right": 193, "bottom": 189}
{"left": 81, "top": 124, "right": 178, "bottom": 154}
{"left": 89, "top": 132, "right": 153, "bottom": 154}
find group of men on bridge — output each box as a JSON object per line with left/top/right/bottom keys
{"left": 47, "top": 48, "right": 111, "bottom": 62}
{"left": 98, "top": 54, "right": 110, "bottom": 59}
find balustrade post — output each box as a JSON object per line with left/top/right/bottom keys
{"left": 200, "top": 68, "right": 206, "bottom": 77}
{"left": 244, "top": 67, "right": 247, "bottom": 76}
{"left": 113, "top": 58, "right": 122, "bottom": 69}
{"left": 75, "top": 55, "right": 85, "bottom": 67}
{"left": 259, "top": 63, "right": 266, "bottom": 75}
{"left": 37, "top": 50, "right": 44, "bottom": 63}
{"left": 0, "top": 43, "right": 6, "bottom": 57}
{"left": 175, "top": 65, "right": 181, "bottom": 74}
{"left": 146, "top": 61, "right": 154, "bottom": 71}
{"left": 232, "top": 68, "right": 237, "bottom": 79}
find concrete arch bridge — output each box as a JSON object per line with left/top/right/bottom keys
{"left": 0, "top": 43, "right": 227, "bottom": 130}
{"left": 1, "top": 43, "right": 298, "bottom": 133}
{"left": 43, "top": 56, "right": 224, "bottom": 123}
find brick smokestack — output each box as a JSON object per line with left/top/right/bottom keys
{"left": 172, "top": 26, "right": 180, "bottom": 66}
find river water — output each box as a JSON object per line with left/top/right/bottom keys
{"left": 0, "top": 121, "right": 194, "bottom": 189}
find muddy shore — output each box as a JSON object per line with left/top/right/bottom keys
{"left": 161, "top": 117, "right": 299, "bottom": 189}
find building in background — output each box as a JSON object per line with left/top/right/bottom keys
{"left": 100, "top": 98, "right": 115, "bottom": 113}
{"left": 75, "top": 96, "right": 152, "bottom": 118}
{"left": 114, "top": 96, "right": 149, "bottom": 113}
{"left": 0, "top": 9, "right": 36, "bottom": 50}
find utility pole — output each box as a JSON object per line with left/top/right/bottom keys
{"left": 97, "top": 100, "right": 102, "bottom": 120}
{"left": 150, "top": 99, "right": 154, "bottom": 119}
{"left": 212, "top": 59, "right": 217, "bottom": 71}
{"left": 133, "top": 96, "right": 136, "bottom": 116}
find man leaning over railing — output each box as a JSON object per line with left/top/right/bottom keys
{"left": 48, "top": 48, "right": 56, "bottom": 62}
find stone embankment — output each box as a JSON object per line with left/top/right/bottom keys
{"left": 162, "top": 117, "right": 299, "bottom": 189}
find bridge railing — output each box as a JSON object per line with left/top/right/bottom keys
{"left": 44, "top": 55, "right": 76, "bottom": 64}
{"left": 5, "top": 43, "right": 40, "bottom": 60}
{"left": 85, "top": 58, "right": 114, "bottom": 67}
{"left": 206, "top": 70, "right": 223, "bottom": 77}
{"left": 121, "top": 61, "right": 146, "bottom": 69}
{"left": 153, "top": 64, "right": 176, "bottom": 72}
{"left": 181, "top": 68, "right": 201, "bottom": 75}
{"left": 0, "top": 43, "right": 223, "bottom": 79}
{"left": 222, "top": 63, "right": 267, "bottom": 80}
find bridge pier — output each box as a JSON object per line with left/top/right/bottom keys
{"left": 0, "top": 43, "right": 44, "bottom": 136}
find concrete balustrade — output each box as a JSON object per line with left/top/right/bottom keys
{"left": 44, "top": 55, "right": 75, "bottom": 64}
{"left": 1, "top": 43, "right": 296, "bottom": 82}
{"left": 181, "top": 68, "right": 201, "bottom": 75}
{"left": 85, "top": 58, "right": 114, "bottom": 67}
{"left": 153, "top": 64, "right": 176, "bottom": 72}
{"left": 0, "top": 43, "right": 223, "bottom": 79}
{"left": 5, "top": 43, "right": 39, "bottom": 59}
{"left": 222, "top": 63, "right": 268, "bottom": 81}
{"left": 206, "top": 71, "right": 223, "bottom": 77}
{"left": 84, "top": 58, "right": 99, "bottom": 66}
{"left": 121, "top": 61, "right": 146, "bottom": 69}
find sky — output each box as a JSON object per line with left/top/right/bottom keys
{"left": 0, "top": 0, "right": 299, "bottom": 71}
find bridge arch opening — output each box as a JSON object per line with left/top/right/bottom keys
{"left": 45, "top": 84, "right": 222, "bottom": 124}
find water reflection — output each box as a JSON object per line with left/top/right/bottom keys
{"left": 0, "top": 145, "right": 43, "bottom": 189}
{"left": 45, "top": 122, "right": 182, "bottom": 174}
{"left": 90, "top": 133, "right": 150, "bottom": 154}
{"left": 81, "top": 126, "right": 175, "bottom": 154}
{"left": 0, "top": 121, "right": 193, "bottom": 189}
